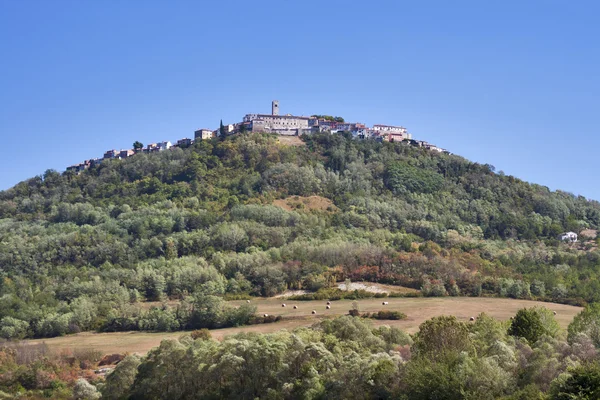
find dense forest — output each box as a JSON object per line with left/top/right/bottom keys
{"left": 1, "top": 132, "right": 600, "bottom": 340}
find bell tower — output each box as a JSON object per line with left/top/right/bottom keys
{"left": 272, "top": 100, "right": 279, "bottom": 116}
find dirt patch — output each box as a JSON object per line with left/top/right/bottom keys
{"left": 273, "top": 195, "right": 337, "bottom": 213}
{"left": 337, "top": 282, "right": 419, "bottom": 294}
{"left": 338, "top": 282, "right": 387, "bottom": 293}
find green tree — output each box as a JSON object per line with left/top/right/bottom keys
{"left": 403, "top": 356, "right": 465, "bottom": 400}
{"left": 568, "top": 303, "right": 600, "bottom": 348}
{"left": 412, "top": 316, "right": 472, "bottom": 361}
{"left": 0, "top": 316, "right": 30, "bottom": 339}
{"left": 385, "top": 162, "right": 444, "bottom": 194}
{"left": 550, "top": 361, "right": 600, "bottom": 400}
{"left": 508, "top": 307, "right": 560, "bottom": 343}
{"left": 102, "top": 355, "right": 142, "bottom": 400}
{"left": 219, "top": 119, "right": 225, "bottom": 137}
{"left": 133, "top": 141, "right": 144, "bottom": 152}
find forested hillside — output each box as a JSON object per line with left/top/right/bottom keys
{"left": 1, "top": 132, "right": 600, "bottom": 339}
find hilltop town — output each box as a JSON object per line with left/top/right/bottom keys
{"left": 66, "top": 101, "right": 449, "bottom": 173}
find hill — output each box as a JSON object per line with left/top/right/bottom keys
{"left": 1, "top": 132, "right": 600, "bottom": 340}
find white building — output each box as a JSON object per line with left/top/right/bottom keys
{"left": 372, "top": 124, "right": 411, "bottom": 140}
{"left": 373, "top": 124, "right": 407, "bottom": 134}
{"left": 559, "top": 232, "right": 578, "bottom": 242}
{"left": 195, "top": 129, "right": 215, "bottom": 140}
{"left": 336, "top": 122, "right": 365, "bottom": 132}
{"left": 157, "top": 141, "right": 172, "bottom": 151}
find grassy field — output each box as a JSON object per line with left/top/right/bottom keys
{"left": 276, "top": 135, "right": 305, "bottom": 146}
{"left": 28, "top": 297, "right": 582, "bottom": 356}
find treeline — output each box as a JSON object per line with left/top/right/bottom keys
{"left": 96, "top": 306, "right": 600, "bottom": 399}
{"left": 1, "top": 133, "right": 600, "bottom": 338}
{"left": 5, "top": 308, "right": 600, "bottom": 399}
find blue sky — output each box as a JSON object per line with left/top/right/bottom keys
{"left": 1, "top": 1, "right": 599, "bottom": 200}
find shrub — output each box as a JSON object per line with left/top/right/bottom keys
{"left": 72, "top": 348, "right": 104, "bottom": 369}
{"left": 0, "top": 317, "right": 30, "bottom": 340}
{"left": 248, "top": 315, "right": 282, "bottom": 324}
{"left": 222, "top": 293, "right": 253, "bottom": 301}
{"left": 388, "top": 291, "right": 423, "bottom": 298}
{"left": 367, "top": 310, "right": 407, "bottom": 320}
{"left": 72, "top": 378, "right": 101, "bottom": 400}
{"left": 190, "top": 329, "right": 212, "bottom": 341}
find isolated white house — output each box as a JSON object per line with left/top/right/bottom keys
{"left": 559, "top": 232, "right": 578, "bottom": 242}
{"left": 157, "top": 141, "right": 172, "bottom": 151}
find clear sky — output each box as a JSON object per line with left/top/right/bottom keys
{"left": 1, "top": 1, "right": 598, "bottom": 200}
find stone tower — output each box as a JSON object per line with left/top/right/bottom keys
{"left": 272, "top": 100, "right": 279, "bottom": 116}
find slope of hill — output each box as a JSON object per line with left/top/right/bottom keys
{"left": 1, "top": 132, "right": 600, "bottom": 339}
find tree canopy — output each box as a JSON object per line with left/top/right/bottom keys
{"left": 0, "top": 132, "right": 599, "bottom": 340}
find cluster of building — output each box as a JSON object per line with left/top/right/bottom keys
{"left": 241, "top": 101, "right": 413, "bottom": 141}
{"left": 66, "top": 101, "right": 448, "bottom": 173}
{"left": 66, "top": 138, "right": 199, "bottom": 173}
{"left": 239, "top": 101, "right": 448, "bottom": 152}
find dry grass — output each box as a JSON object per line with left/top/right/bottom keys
{"left": 273, "top": 195, "right": 337, "bottom": 213}
{"left": 27, "top": 297, "right": 582, "bottom": 356}
{"left": 580, "top": 229, "right": 598, "bottom": 239}
{"left": 276, "top": 135, "right": 305, "bottom": 146}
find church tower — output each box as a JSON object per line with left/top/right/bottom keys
{"left": 272, "top": 100, "right": 279, "bottom": 116}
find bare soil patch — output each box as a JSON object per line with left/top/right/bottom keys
{"left": 337, "top": 282, "right": 419, "bottom": 294}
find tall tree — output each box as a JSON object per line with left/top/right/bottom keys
{"left": 219, "top": 120, "right": 226, "bottom": 137}
{"left": 133, "top": 141, "right": 144, "bottom": 152}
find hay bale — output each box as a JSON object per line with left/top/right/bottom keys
{"left": 263, "top": 314, "right": 269, "bottom": 317}
{"left": 469, "top": 317, "right": 475, "bottom": 321}
{"left": 293, "top": 305, "right": 298, "bottom": 309}
{"left": 246, "top": 300, "right": 250, "bottom": 303}
{"left": 281, "top": 303, "right": 286, "bottom": 307}
{"left": 312, "top": 310, "right": 317, "bottom": 314}
{"left": 326, "top": 301, "right": 331, "bottom": 305}
{"left": 326, "top": 305, "right": 331, "bottom": 309}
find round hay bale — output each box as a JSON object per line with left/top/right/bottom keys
{"left": 246, "top": 300, "right": 251, "bottom": 303}
{"left": 312, "top": 310, "right": 317, "bottom": 314}
{"left": 293, "top": 305, "right": 298, "bottom": 309}
{"left": 469, "top": 316, "right": 475, "bottom": 321}
{"left": 553, "top": 311, "right": 557, "bottom": 315}
{"left": 326, "top": 301, "right": 331, "bottom": 305}
{"left": 281, "top": 303, "right": 286, "bottom": 307}
{"left": 326, "top": 305, "right": 331, "bottom": 309}
{"left": 263, "top": 314, "right": 269, "bottom": 317}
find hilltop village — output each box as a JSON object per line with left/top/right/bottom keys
{"left": 66, "top": 101, "right": 449, "bottom": 173}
